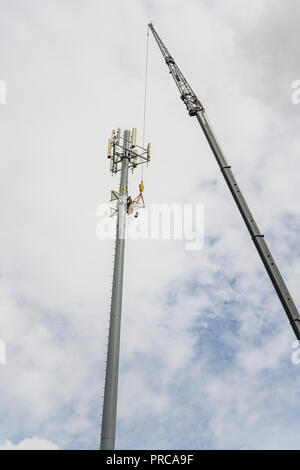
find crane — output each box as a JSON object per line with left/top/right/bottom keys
{"left": 148, "top": 22, "right": 300, "bottom": 340}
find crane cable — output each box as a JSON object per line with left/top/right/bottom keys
{"left": 141, "top": 25, "right": 150, "bottom": 183}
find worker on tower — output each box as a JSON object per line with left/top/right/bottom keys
{"left": 127, "top": 196, "right": 134, "bottom": 214}
{"left": 127, "top": 183, "right": 145, "bottom": 217}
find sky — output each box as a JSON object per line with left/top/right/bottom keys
{"left": 0, "top": 0, "right": 300, "bottom": 450}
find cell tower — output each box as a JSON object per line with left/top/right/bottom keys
{"left": 100, "top": 128, "right": 151, "bottom": 450}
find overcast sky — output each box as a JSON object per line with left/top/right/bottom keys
{"left": 1, "top": 0, "right": 300, "bottom": 450}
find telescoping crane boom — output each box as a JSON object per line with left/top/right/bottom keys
{"left": 148, "top": 23, "right": 300, "bottom": 340}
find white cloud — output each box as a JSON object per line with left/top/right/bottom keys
{"left": 0, "top": 438, "right": 59, "bottom": 450}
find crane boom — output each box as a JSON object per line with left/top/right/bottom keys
{"left": 149, "top": 22, "right": 300, "bottom": 340}
{"left": 149, "top": 23, "right": 204, "bottom": 116}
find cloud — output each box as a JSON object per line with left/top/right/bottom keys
{"left": 0, "top": 438, "right": 59, "bottom": 450}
